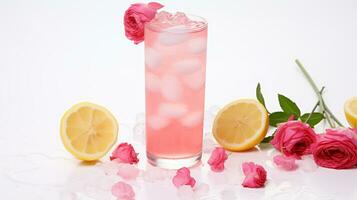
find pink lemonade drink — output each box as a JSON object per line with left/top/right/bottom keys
{"left": 145, "top": 11, "right": 208, "bottom": 168}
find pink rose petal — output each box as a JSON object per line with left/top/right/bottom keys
{"left": 241, "top": 162, "right": 267, "bottom": 188}
{"left": 207, "top": 147, "right": 228, "bottom": 172}
{"left": 172, "top": 167, "right": 196, "bottom": 188}
{"left": 273, "top": 155, "right": 298, "bottom": 171}
{"left": 111, "top": 181, "right": 135, "bottom": 200}
{"left": 117, "top": 164, "right": 140, "bottom": 180}
{"left": 110, "top": 143, "right": 139, "bottom": 164}
{"left": 148, "top": 2, "right": 164, "bottom": 10}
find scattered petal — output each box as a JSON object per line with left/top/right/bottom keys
{"left": 148, "top": 2, "right": 164, "bottom": 10}
{"left": 273, "top": 155, "right": 298, "bottom": 171}
{"left": 111, "top": 181, "right": 135, "bottom": 200}
{"left": 110, "top": 143, "right": 139, "bottom": 164}
{"left": 207, "top": 147, "right": 228, "bottom": 172}
{"left": 172, "top": 167, "right": 196, "bottom": 188}
{"left": 241, "top": 162, "right": 267, "bottom": 188}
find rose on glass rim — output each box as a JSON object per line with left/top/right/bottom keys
{"left": 124, "top": 2, "right": 164, "bottom": 44}
{"left": 312, "top": 128, "right": 357, "bottom": 169}
{"left": 270, "top": 121, "right": 317, "bottom": 158}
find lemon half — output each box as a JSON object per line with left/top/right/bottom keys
{"left": 344, "top": 97, "right": 357, "bottom": 128}
{"left": 213, "top": 99, "right": 269, "bottom": 151}
{"left": 60, "top": 102, "right": 118, "bottom": 161}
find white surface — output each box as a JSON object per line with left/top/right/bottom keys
{"left": 1, "top": 0, "right": 357, "bottom": 199}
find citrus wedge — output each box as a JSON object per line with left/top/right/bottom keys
{"left": 212, "top": 99, "right": 269, "bottom": 151}
{"left": 344, "top": 97, "right": 357, "bottom": 128}
{"left": 60, "top": 102, "right": 118, "bottom": 161}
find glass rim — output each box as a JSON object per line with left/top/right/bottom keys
{"left": 145, "top": 13, "right": 208, "bottom": 34}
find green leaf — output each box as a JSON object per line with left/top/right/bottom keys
{"left": 269, "top": 112, "right": 291, "bottom": 127}
{"left": 261, "top": 130, "right": 277, "bottom": 144}
{"left": 256, "top": 83, "right": 266, "bottom": 107}
{"left": 261, "top": 136, "right": 274, "bottom": 143}
{"left": 278, "top": 94, "right": 301, "bottom": 118}
{"left": 300, "top": 112, "right": 325, "bottom": 127}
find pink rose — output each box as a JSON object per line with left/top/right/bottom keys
{"left": 273, "top": 155, "right": 298, "bottom": 171}
{"left": 124, "top": 2, "right": 164, "bottom": 44}
{"left": 271, "top": 121, "right": 317, "bottom": 158}
{"left": 110, "top": 143, "right": 139, "bottom": 164}
{"left": 312, "top": 128, "right": 357, "bottom": 169}
{"left": 172, "top": 167, "right": 196, "bottom": 188}
{"left": 207, "top": 147, "right": 228, "bottom": 172}
{"left": 241, "top": 162, "right": 267, "bottom": 188}
{"left": 111, "top": 181, "right": 135, "bottom": 200}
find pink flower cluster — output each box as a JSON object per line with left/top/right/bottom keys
{"left": 271, "top": 120, "right": 357, "bottom": 169}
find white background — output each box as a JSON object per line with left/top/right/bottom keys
{"left": 0, "top": 0, "right": 356, "bottom": 199}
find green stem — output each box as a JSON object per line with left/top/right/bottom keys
{"left": 321, "top": 98, "right": 344, "bottom": 127}
{"left": 304, "top": 87, "right": 325, "bottom": 123}
{"left": 295, "top": 59, "right": 334, "bottom": 127}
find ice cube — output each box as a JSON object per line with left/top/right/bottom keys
{"left": 187, "top": 38, "right": 207, "bottom": 54}
{"left": 208, "top": 105, "right": 220, "bottom": 115}
{"left": 159, "top": 103, "right": 188, "bottom": 118}
{"left": 204, "top": 112, "right": 215, "bottom": 133}
{"left": 203, "top": 138, "right": 217, "bottom": 153}
{"left": 180, "top": 111, "right": 203, "bottom": 127}
{"left": 171, "top": 12, "right": 190, "bottom": 25}
{"left": 142, "top": 165, "right": 172, "bottom": 182}
{"left": 145, "top": 48, "right": 162, "bottom": 70}
{"left": 98, "top": 161, "right": 120, "bottom": 176}
{"left": 182, "top": 69, "right": 205, "bottom": 90}
{"left": 117, "top": 163, "right": 140, "bottom": 180}
{"left": 177, "top": 185, "right": 194, "bottom": 200}
{"left": 297, "top": 156, "right": 319, "bottom": 172}
{"left": 146, "top": 72, "right": 161, "bottom": 92}
{"left": 147, "top": 115, "right": 170, "bottom": 130}
{"left": 135, "top": 113, "right": 145, "bottom": 123}
{"left": 158, "top": 31, "right": 188, "bottom": 46}
{"left": 220, "top": 190, "right": 237, "bottom": 200}
{"left": 173, "top": 58, "right": 201, "bottom": 74}
{"left": 160, "top": 75, "right": 183, "bottom": 101}
{"left": 133, "top": 122, "right": 145, "bottom": 144}
{"left": 194, "top": 183, "right": 209, "bottom": 198}
{"left": 155, "top": 11, "right": 173, "bottom": 24}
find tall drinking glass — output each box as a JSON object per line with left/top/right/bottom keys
{"left": 144, "top": 13, "right": 208, "bottom": 169}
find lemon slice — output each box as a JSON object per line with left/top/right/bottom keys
{"left": 344, "top": 97, "right": 357, "bottom": 128}
{"left": 212, "top": 99, "right": 269, "bottom": 151}
{"left": 60, "top": 102, "right": 118, "bottom": 161}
